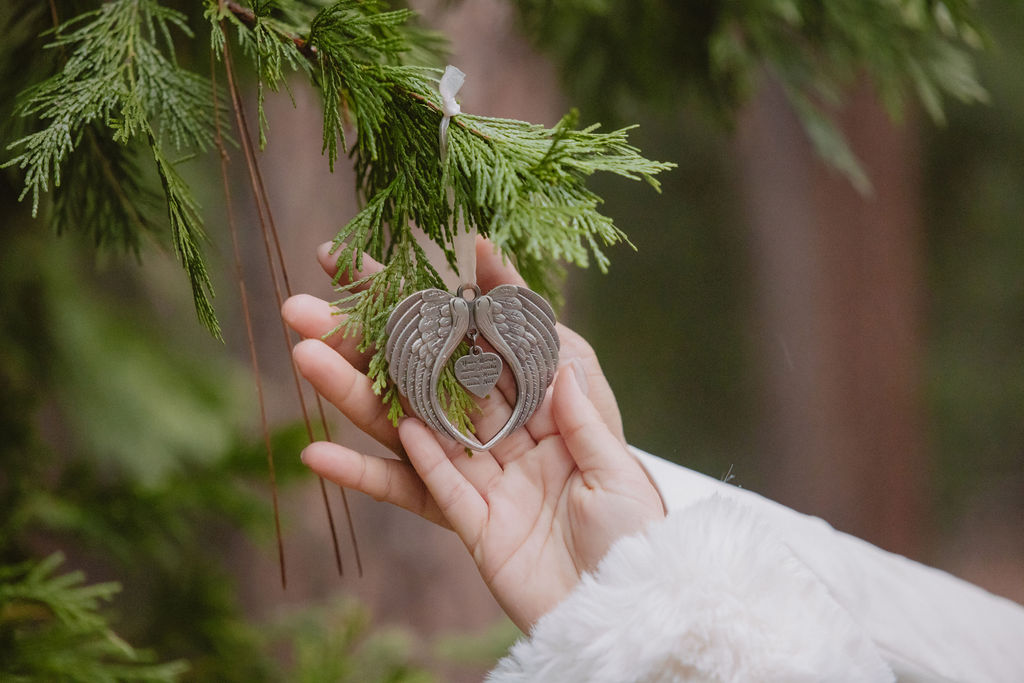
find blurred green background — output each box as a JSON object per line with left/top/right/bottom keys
{"left": 2, "top": 0, "right": 1022, "bottom": 680}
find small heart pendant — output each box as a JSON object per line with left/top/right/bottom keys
{"left": 455, "top": 350, "right": 503, "bottom": 398}
{"left": 385, "top": 284, "right": 558, "bottom": 451}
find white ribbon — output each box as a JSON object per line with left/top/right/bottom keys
{"left": 439, "top": 64, "right": 465, "bottom": 160}
{"left": 438, "top": 65, "right": 476, "bottom": 288}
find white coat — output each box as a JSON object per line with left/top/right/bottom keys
{"left": 488, "top": 449, "right": 1024, "bottom": 682}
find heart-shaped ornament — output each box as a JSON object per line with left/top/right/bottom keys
{"left": 386, "top": 285, "right": 558, "bottom": 451}
{"left": 455, "top": 351, "right": 502, "bottom": 398}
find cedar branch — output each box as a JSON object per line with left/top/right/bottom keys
{"left": 222, "top": 0, "right": 318, "bottom": 60}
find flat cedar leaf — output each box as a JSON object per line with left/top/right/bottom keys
{"left": 4, "top": 0, "right": 220, "bottom": 336}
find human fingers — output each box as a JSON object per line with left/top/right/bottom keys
{"left": 398, "top": 418, "right": 488, "bottom": 547}
{"left": 300, "top": 441, "right": 450, "bottom": 528}
{"left": 475, "top": 237, "right": 527, "bottom": 290}
{"left": 550, "top": 360, "right": 636, "bottom": 487}
{"left": 282, "top": 294, "right": 372, "bottom": 373}
{"left": 317, "top": 241, "right": 385, "bottom": 287}
{"left": 556, "top": 325, "right": 624, "bottom": 443}
{"left": 551, "top": 366, "right": 665, "bottom": 571}
{"left": 292, "top": 339, "right": 402, "bottom": 453}
{"left": 525, "top": 328, "right": 624, "bottom": 446}
{"left": 283, "top": 298, "right": 531, "bottom": 465}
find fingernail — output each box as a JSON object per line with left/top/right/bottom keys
{"left": 569, "top": 357, "right": 589, "bottom": 396}
{"left": 299, "top": 447, "right": 310, "bottom": 465}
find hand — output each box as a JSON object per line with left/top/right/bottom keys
{"left": 283, "top": 238, "right": 665, "bottom": 632}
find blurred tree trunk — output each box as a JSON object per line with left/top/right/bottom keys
{"left": 736, "top": 79, "right": 929, "bottom": 558}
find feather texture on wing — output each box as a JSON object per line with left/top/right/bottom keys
{"left": 385, "top": 289, "right": 469, "bottom": 437}
{"left": 475, "top": 285, "right": 560, "bottom": 438}
{"left": 384, "top": 284, "right": 559, "bottom": 451}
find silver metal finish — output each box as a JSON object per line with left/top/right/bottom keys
{"left": 455, "top": 348, "right": 502, "bottom": 398}
{"left": 385, "top": 285, "right": 560, "bottom": 450}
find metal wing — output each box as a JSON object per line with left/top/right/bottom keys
{"left": 475, "top": 284, "right": 560, "bottom": 441}
{"left": 385, "top": 289, "right": 469, "bottom": 438}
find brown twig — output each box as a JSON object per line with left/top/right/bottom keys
{"left": 47, "top": 0, "right": 59, "bottom": 29}
{"left": 235, "top": 58, "right": 364, "bottom": 575}
{"left": 218, "top": 0, "right": 370, "bottom": 577}
{"left": 210, "top": 50, "right": 288, "bottom": 590}
{"left": 220, "top": 25, "right": 359, "bottom": 579}
{"left": 222, "top": 0, "right": 318, "bottom": 60}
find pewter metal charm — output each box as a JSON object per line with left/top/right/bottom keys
{"left": 454, "top": 341, "right": 502, "bottom": 398}
{"left": 385, "top": 284, "right": 559, "bottom": 450}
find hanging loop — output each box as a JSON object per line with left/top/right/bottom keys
{"left": 439, "top": 64, "right": 465, "bottom": 160}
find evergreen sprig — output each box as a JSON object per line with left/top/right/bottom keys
{"left": 0, "top": 554, "right": 189, "bottom": 682}
{"left": 206, "top": 0, "right": 672, "bottom": 427}
{"left": 211, "top": 0, "right": 314, "bottom": 148}
{"left": 4, "top": 0, "right": 221, "bottom": 336}
{"left": 299, "top": 18, "right": 672, "bottom": 426}
{"left": 340, "top": 93, "right": 671, "bottom": 425}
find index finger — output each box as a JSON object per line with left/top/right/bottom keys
{"left": 293, "top": 338, "right": 402, "bottom": 453}
{"left": 475, "top": 237, "right": 527, "bottom": 291}
{"left": 318, "top": 241, "right": 385, "bottom": 288}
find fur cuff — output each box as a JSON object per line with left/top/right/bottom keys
{"left": 488, "top": 496, "right": 894, "bottom": 683}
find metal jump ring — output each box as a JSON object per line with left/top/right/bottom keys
{"left": 456, "top": 283, "right": 481, "bottom": 301}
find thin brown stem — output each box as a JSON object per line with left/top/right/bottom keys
{"left": 47, "top": 0, "right": 59, "bottom": 29}
{"left": 223, "top": 0, "right": 317, "bottom": 60}
{"left": 221, "top": 27, "right": 348, "bottom": 577}
{"left": 242, "top": 96, "right": 365, "bottom": 578}
{"left": 211, "top": 50, "right": 287, "bottom": 590}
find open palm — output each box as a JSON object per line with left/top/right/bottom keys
{"left": 284, "top": 239, "right": 664, "bottom": 631}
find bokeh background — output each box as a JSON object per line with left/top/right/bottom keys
{"left": 2, "top": 0, "right": 1022, "bottom": 680}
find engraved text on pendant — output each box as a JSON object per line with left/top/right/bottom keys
{"left": 455, "top": 351, "right": 502, "bottom": 398}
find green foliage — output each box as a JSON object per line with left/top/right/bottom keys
{"left": 330, "top": 87, "right": 672, "bottom": 423}
{"left": 271, "top": 599, "right": 435, "bottom": 683}
{"left": 0, "top": 212, "right": 435, "bottom": 680}
{"left": 209, "top": 0, "right": 314, "bottom": 148}
{"left": 0, "top": 214, "right": 274, "bottom": 680}
{"left": 306, "top": 1, "right": 423, "bottom": 168}
{"left": 0, "top": 554, "right": 189, "bottom": 682}
{"left": 7, "top": 0, "right": 671, "bottom": 429}
{"left": 512, "top": 0, "right": 989, "bottom": 191}
{"left": 208, "top": 0, "right": 675, "bottom": 426}
{"left": 922, "top": 1, "right": 1024, "bottom": 521}
{"left": 4, "top": 0, "right": 221, "bottom": 336}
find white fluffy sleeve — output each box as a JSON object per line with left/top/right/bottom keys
{"left": 634, "top": 450, "right": 1024, "bottom": 682}
{"left": 488, "top": 450, "right": 1024, "bottom": 682}
{"left": 487, "top": 495, "right": 894, "bottom": 683}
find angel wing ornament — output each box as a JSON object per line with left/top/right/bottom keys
{"left": 385, "top": 284, "right": 559, "bottom": 451}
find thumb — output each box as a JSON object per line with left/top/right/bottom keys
{"left": 552, "top": 359, "right": 633, "bottom": 481}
